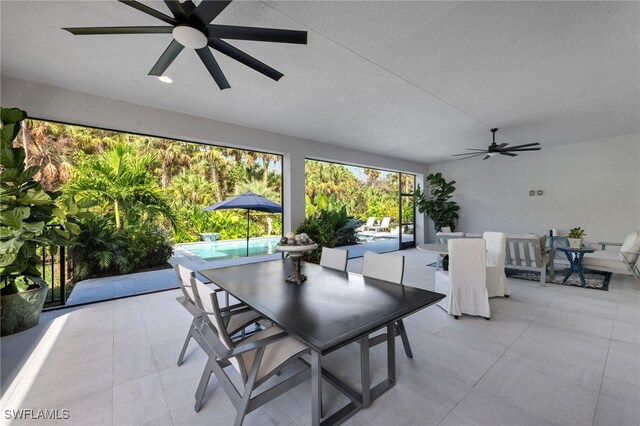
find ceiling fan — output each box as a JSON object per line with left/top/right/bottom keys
{"left": 453, "top": 128, "right": 542, "bottom": 160}
{"left": 63, "top": 0, "right": 308, "bottom": 90}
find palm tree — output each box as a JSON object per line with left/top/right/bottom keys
{"left": 65, "top": 143, "right": 176, "bottom": 230}
{"left": 17, "top": 119, "right": 74, "bottom": 191}
{"left": 235, "top": 179, "right": 280, "bottom": 203}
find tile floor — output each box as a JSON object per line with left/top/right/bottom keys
{"left": 1, "top": 249, "right": 638, "bottom": 425}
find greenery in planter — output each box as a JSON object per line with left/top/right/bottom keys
{"left": 1, "top": 108, "right": 81, "bottom": 295}
{"left": 412, "top": 172, "right": 460, "bottom": 232}
{"left": 567, "top": 227, "right": 586, "bottom": 239}
{"left": 295, "top": 206, "right": 362, "bottom": 264}
{"left": 1, "top": 107, "right": 82, "bottom": 334}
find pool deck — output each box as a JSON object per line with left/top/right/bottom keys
{"left": 64, "top": 238, "right": 412, "bottom": 307}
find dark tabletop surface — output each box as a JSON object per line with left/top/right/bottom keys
{"left": 200, "top": 260, "right": 445, "bottom": 354}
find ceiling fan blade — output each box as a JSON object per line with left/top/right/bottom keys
{"left": 455, "top": 153, "right": 487, "bottom": 160}
{"left": 63, "top": 26, "right": 173, "bottom": 35}
{"left": 208, "top": 38, "right": 283, "bottom": 81}
{"left": 482, "top": 155, "right": 491, "bottom": 160}
{"left": 465, "top": 148, "right": 489, "bottom": 152}
{"left": 118, "top": 0, "right": 178, "bottom": 25}
{"left": 191, "top": 1, "right": 233, "bottom": 28}
{"left": 499, "top": 152, "right": 518, "bottom": 157}
{"left": 502, "top": 142, "right": 540, "bottom": 150}
{"left": 496, "top": 143, "right": 508, "bottom": 150}
{"left": 504, "top": 147, "right": 542, "bottom": 152}
{"left": 196, "top": 48, "right": 230, "bottom": 90}
{"left": 148, "top": 40, "right": 184, "bottom": 76}
{"left": 164, "top": 0, "right": 188, "bottom": 21}
{"left": 453, "top": 151, "right": 488, "bottom": 156}
{"left": 207, "top": 24, "right": 308, "bottom": 44}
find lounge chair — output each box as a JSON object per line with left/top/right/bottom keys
{"left": 368, "top": 217, "right": 391, "bottom": 232}
{"left": 582, "top": 231, "right": 640, "bottom": 285}
{"left": 361, "top": 217, "right": 377, "bottom": 231}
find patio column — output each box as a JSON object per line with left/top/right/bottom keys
{"left": 283, "top": 151, "right": 306, "bottom": 234}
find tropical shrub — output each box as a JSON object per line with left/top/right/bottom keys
{"left": 72, "top": 215, "right": 173, "bottom": 280}
{"left": 296, "top": 206, "right": 362, "bottom": 263}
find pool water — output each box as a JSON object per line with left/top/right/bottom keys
{"left": 180, "top": 237, "right": 281, "bottom": 261}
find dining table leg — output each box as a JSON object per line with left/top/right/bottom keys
{"left": 311, "top": 349, "right": 322, "bottom": 426}
{"left": 360, "top": 335, "right": 371, "bottom": 407}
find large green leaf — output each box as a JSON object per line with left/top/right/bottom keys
{"left": 0, "top": 238, "right": 24, "bottom": 256}
{"left": 0, "top": 207, "right": 28, "bottom": 229}
{"left": 21, "top": 221, "right": 44, "bottom": 233}
{"left": 0, "top": 227, "right": 16, "bottom": 238}
{"left": 0, "top": 251, "right": 18, "bottom": 267}
{"left": 0, "top": 107, "right": 27, "bottom": 126}
{"left": 64, "top": 222, "right": 81, "bottom": 235}
{"left": 19, "top": 189, "right": 52, "bottom": 206}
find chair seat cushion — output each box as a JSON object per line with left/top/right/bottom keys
{"left": 583, "top": 251, "right": 628, "bottom": 273}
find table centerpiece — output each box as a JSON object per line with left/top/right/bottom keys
{"left": 276, "top": 232, "right": 318, "bottom": 284}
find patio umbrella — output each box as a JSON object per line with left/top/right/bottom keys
{"left": 202, "top": 192, "right": 282, "bottom": 257}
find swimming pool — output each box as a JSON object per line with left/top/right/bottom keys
{"left": 179, "top": 237, "right": 281, "bottom": 261}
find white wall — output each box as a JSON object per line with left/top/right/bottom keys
{"left": 426, "top": 133, "right": 640, "bottom": 244}
{"left": 1, "top": 77, "right": 428, "bottom": 243}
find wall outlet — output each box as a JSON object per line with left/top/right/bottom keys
{"left": 529, "top": 190, "right": 535, "bottom": 196}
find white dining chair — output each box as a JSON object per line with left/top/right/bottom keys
{"left": 483, "top": 231, "right": 510, "bottom": 298}
{"left": 361, "top": 252, "right": 412, "bottom": 358}
{"left": 435, "top": 239, "right": 491, "bottom": 319}
{"left": 320, "top": 247, "right": 348, "bottom": 271}
{"left": 190, "top": 275, "right": 310, "bottom": 425}
{"left": 174, "top": 265, "right": 261, "bottom": 366}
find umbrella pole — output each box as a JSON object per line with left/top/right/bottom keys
{"left": 246, "top": 209, "right": 250, "bottom": 257}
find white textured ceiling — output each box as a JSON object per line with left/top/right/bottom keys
{"left": 1, "top": 1, "right": 638, "bottom": 162}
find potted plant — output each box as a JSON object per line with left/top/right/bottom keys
{"left": 0, "top": 108, "right": 80, "bottom": 335}
{"left": 413, "top": 172, "right": 460, "bottom": 232}
{"left": 567, "top": 227, "right": 586, "bottom": 249}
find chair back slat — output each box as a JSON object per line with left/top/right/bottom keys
{"left": 505, "top": 237, "right": 543, "bottom": 268}
{"left": 362, "top": 252, "right": 404, "bottom": 284}
{"left": 320, "top": 247, "right": 348, "bottom": 271}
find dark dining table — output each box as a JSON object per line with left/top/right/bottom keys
{"left": 200, "top": 259, "right": 444, "bottom": 426}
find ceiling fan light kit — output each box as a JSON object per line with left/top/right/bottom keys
{"left": 172, "top": 26, "right": 208, "bottom": 49}
{"left": 452, "top": 128, "right": 542, "bottom": 161}
{"left": 63, "top": 0, "right": 308, "bottom": 90}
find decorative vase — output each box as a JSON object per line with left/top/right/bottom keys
{"left": 0, "top": 278, "right": 49, "bottom": 336}
{"left": 567, "top": 238, "right": 583, "bottom": 249}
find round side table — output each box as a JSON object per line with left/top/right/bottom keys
{"left": 556, "top": 246, "right": 596, "bottom": 287}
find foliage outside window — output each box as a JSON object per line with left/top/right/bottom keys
{"left": 14, "top": 119, "right": 283, "bottom": 282}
